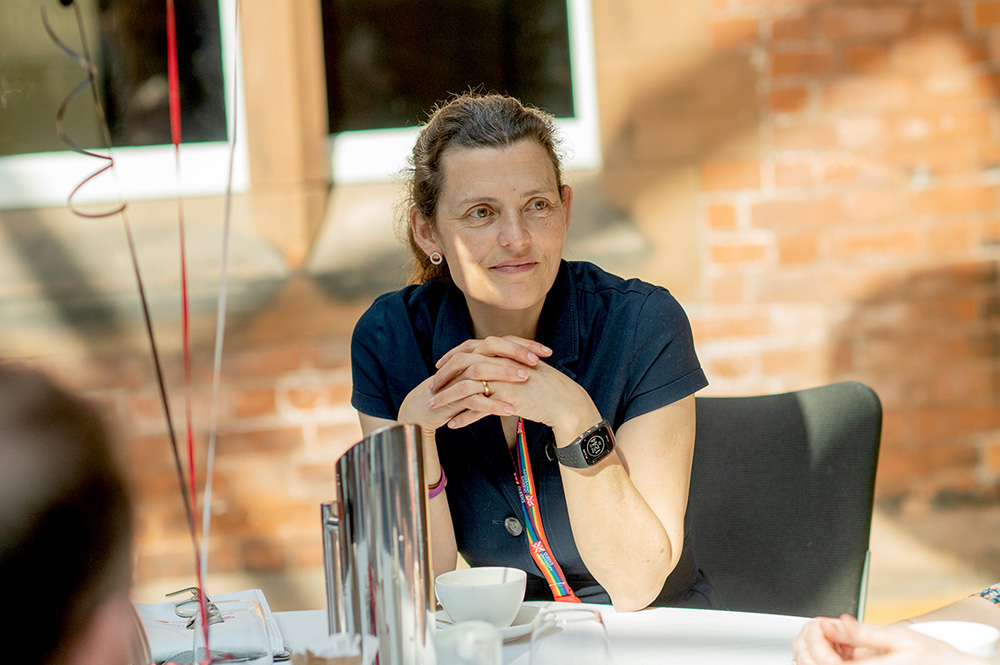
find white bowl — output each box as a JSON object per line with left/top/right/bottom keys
{"left": 435, "top": 567, "right": 527, "bottom": 628}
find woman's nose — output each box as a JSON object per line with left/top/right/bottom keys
{"left": 497, "top": 210, "right": 530, "bottom": 247}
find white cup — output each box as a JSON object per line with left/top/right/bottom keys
{"left": 435, "top": 621, "right": 502, "bottom": 665}
{"left": 435, "top": 566, "right": 526, "bottom": 628}
{"left": 909, "top": 621, "right": 1000, "bottom": 659}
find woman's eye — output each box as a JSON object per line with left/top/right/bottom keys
{"left": 528, "top": 200, "right": 550, "bottom": 212}
{"left": 470, "top": 207, "right": 490, "bottom": 219}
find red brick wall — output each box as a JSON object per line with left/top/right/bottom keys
{"left": 591, "top": 0, "right": 1000, "bottom": 504}
{"left": 24, "top": 315, "right": 364, "bottom": 587}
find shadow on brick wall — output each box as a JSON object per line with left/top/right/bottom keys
{"left": 829, "top": 258, "right": 1000, "bottom": 505}
{"left": 0, "top": 210, "right": 128, "bottom": 348}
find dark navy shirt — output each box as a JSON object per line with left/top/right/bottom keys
{"left": 351, "top": 261, "right": 714, "bottom": 606}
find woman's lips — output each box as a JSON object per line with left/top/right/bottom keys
{"left": 492, "top": 260, "right": 536, "bottom": 274}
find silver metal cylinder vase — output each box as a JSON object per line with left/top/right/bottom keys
{"left": 322, "top": 423, "right": 435, "bottom": 665}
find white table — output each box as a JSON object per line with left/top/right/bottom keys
{"left": 275, "top": 603, "right": 810, "bottom": 664}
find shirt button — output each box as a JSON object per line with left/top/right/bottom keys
{"left": 504, "top": 516, "right": 523, "bottom": 537}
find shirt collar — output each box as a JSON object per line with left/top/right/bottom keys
{"left": 431, "top": 261, "right": 579, "bottom": 379}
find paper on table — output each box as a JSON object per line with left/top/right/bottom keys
{"left": 135, "top": 588, "right": 285, "bottom": 663}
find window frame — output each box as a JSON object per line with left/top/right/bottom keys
{"left": 327, "top": 0, "right": 601, "bottom": 185}
{"left": 0, "top": 0, "right": 247, "bottom": 212}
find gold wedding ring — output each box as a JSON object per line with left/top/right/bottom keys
{"left": 481, "top": 380, "right": 492, "bottom": 398}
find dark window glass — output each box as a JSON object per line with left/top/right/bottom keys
{"left": 320, "top": 0, "right": 574, "bottom": 133}
{"left": 0, "top": 0, "right": 227, "bottom": 157}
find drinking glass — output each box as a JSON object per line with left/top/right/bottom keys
{"left": 528, "top": 608, "right": 612, "bottom": 665}
{"left": 436, "top": 620, "right": 503, "bottom": 665}
{"left": 191, "top": 599, "right": 273, "bottom": 665}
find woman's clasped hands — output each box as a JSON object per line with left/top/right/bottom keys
{"left": 429, "top": 334, "right": 548, "bottom": 427}
{"left": 398, "top": 334, "right": 594, "bottom": 436}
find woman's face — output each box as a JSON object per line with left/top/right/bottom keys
{"left": 413, "top": 138, "right": 572, "bottom": 327}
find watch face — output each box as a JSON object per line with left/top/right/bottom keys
{"left": 583, "top": 432, "right": 610, "bottom": 463}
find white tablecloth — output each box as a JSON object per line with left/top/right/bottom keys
{"left": 274, "top": 603, "right": 811, "bottom": 664}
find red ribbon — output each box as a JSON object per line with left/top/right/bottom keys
{"left": 165, "top": 0, "right": 209, "bottom": 655}
{"left": 166, "top": 0, "right": 182, "bottom": 148}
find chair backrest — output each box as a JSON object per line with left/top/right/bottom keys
{"left": 687, "top": 381, "right": 882, "bottom": 618}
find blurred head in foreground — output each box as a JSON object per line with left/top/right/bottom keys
{"left": 0, "top": 363, "right": 134, "bottom": 665}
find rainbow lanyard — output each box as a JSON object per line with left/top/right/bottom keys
{"left": 510, "top": 418, "right": 581, "bottom": 603}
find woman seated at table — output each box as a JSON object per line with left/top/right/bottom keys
{"left": 1, "top": 364, "right": 136, "bottom": 665}
{"left": 792, "top": 583, "right": 1000, "bottom": 664}
{"left": 350, "top": 92, "right": 719, "bottom": 611}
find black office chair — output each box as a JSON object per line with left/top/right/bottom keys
{"left": 687, "top": 381, "right": 882, "bottom": 618}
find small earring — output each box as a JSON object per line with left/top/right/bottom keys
{"left": 429, "top": 251, "right": 443, "bottom": 266}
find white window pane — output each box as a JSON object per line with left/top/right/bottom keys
{"left": 0, "top": 0, "right": 244, "bottom": 210}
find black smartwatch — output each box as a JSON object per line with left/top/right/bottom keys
{"left": 548, "top": 419, "right": 615, "bottom": 468}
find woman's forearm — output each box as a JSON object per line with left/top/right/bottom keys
{"left": 560, "top": 460, "right": 676, "bottom": 611}
{"left": 428, "top": 487, "right": 458, "bottom": 580}
{"left": 417, "top": 426, "right": 458, "bottom": 581}
{"left": 910, "top": 595, "right": 1000, "bottom": 629}
{"left": 550, "top": 398, "right": 694, "bottom": 612}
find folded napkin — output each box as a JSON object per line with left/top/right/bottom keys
{"left": 135, "top": 588, "right": 285, "bottom": 664}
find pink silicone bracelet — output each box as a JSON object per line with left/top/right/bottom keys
{"left": 428, "top": 465, "right": 447, "bottom": 499}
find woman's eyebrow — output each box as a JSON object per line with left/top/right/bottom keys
{"left": 521, "top": 188, "right": 556, "bottom": 198}
{"left": 453, "top": 195, "right": 502, "bottom": 209}
{"left": 453, "top": 188, "right": 557, "bottom": 208}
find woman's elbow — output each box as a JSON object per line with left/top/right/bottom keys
{"left": 608, "top": 584, "right": 662, "bottom": 613}
{"left": 607, "top": 561, "right": 672, "bottom": 612}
